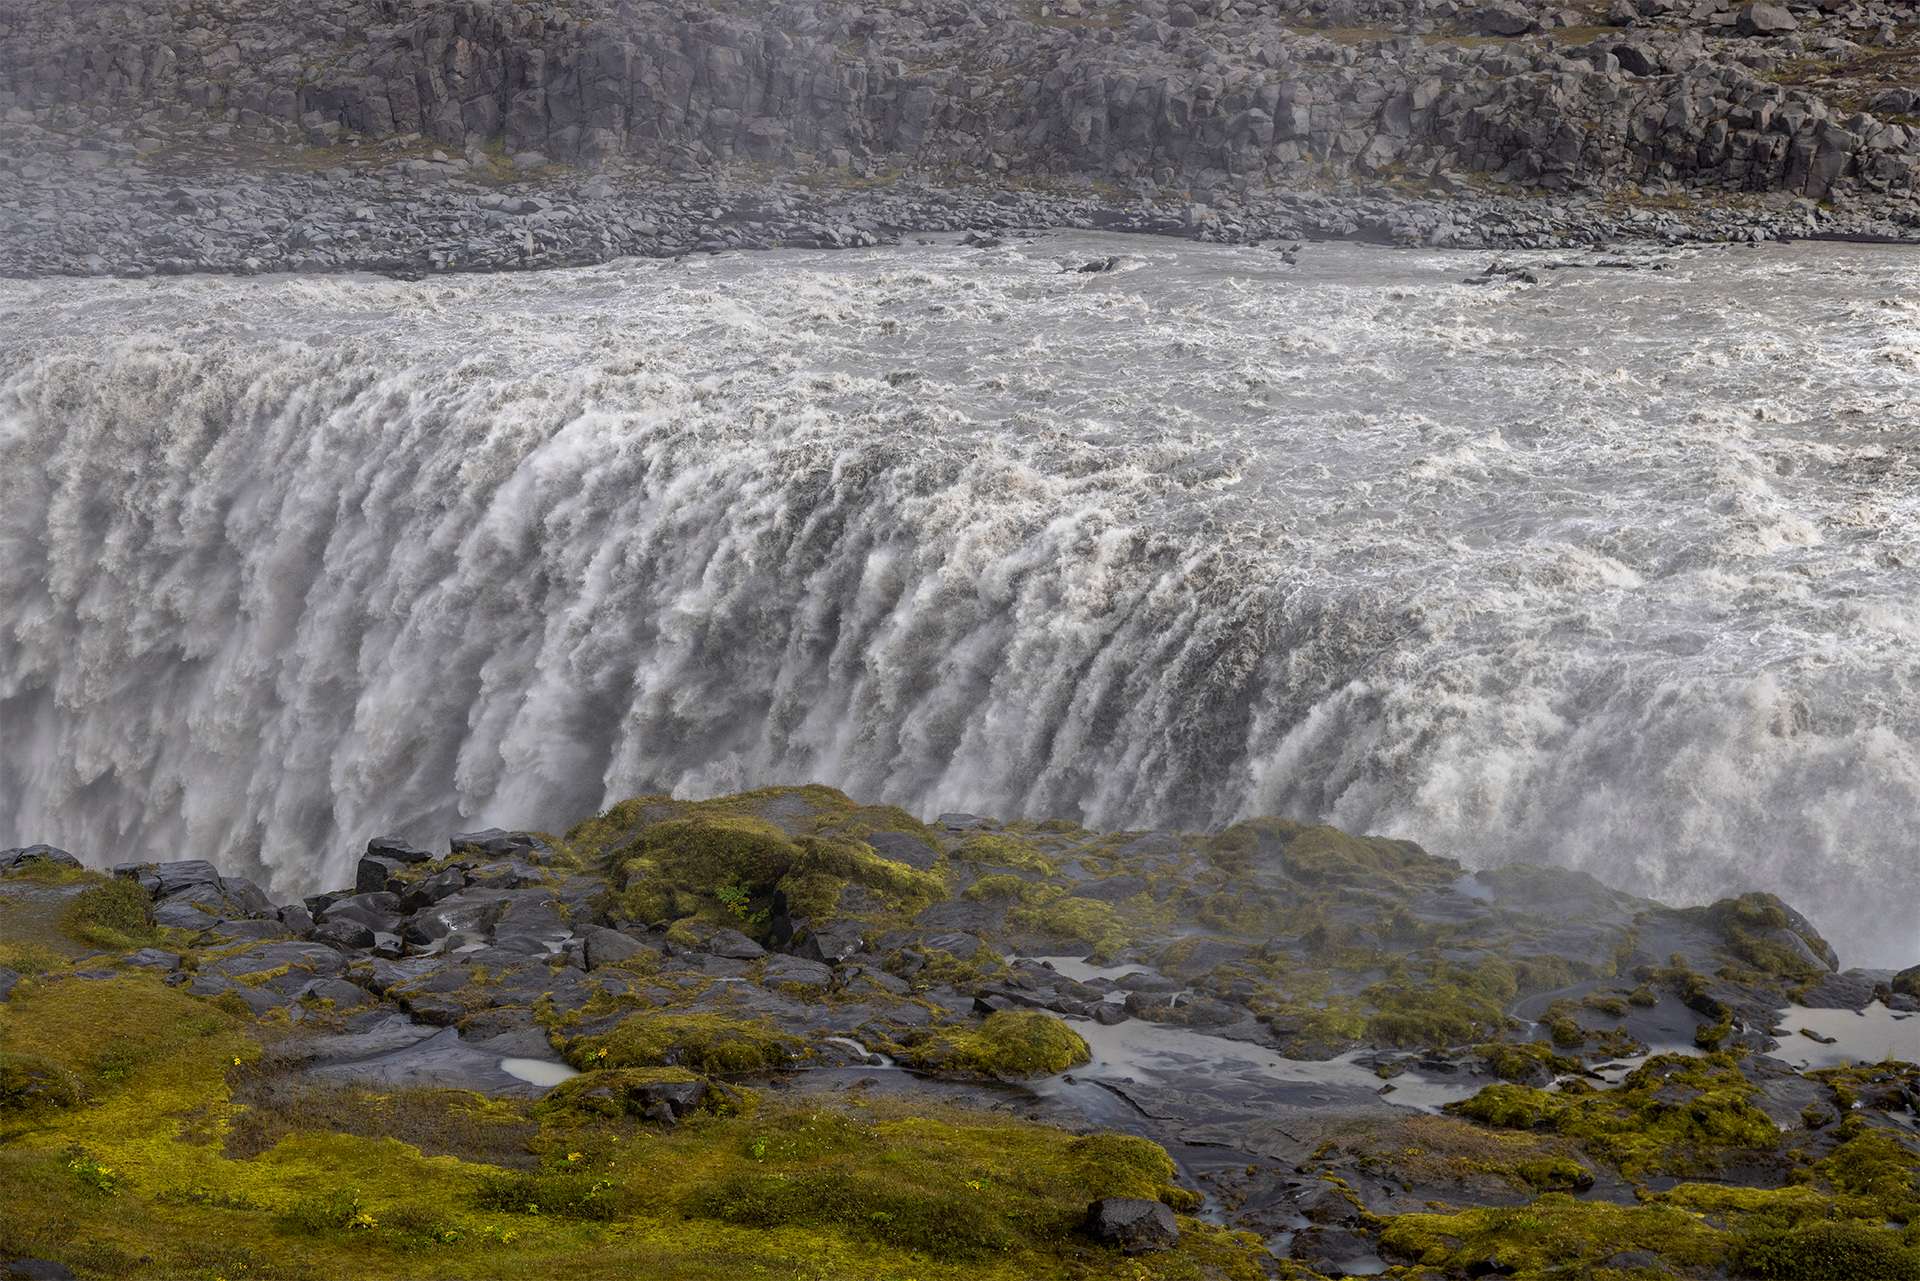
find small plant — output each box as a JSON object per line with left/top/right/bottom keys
{"left": 714, "top": 877, "right": 770, "bottom": 929}
{"left": 65, "top": 1146, "right": 120, "bottom": 1195}
{"left": 280, "top": 1187, "right": 373, "bottom": 1235}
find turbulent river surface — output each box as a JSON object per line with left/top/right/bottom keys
{"left": 4, "top": 233, "right": 1919, "bottom": 965}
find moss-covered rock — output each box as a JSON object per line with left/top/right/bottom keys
{"left": 1447, "top": 1053, "right": 1781, "bottom": 1178}
{"left": 589, "top": 804, "right": 943, "bottom": 937}
{"left": 902, "top": 1011, "right": 1091, "bottom": 1078}
{"left": 562, "top": 1012, "right": 805, "bottom": 1076}
{"left": 1729, "top": 1221, "right": 1920, "bottom": 1280}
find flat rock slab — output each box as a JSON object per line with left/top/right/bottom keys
{"left": 292, "top": 1015, "right": 560, "bottom": 1097}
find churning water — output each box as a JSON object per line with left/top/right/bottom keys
{"left": 3, "top": 234, "right": 1918, "bottom": 964}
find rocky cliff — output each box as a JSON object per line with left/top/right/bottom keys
{"left": 4, "top": 0, "right": 1919, "bottom": 210}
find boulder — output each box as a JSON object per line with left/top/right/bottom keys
{"left": 580, "top": 924, "right": 656, "bottom": 971}
{"left": 1736, "top": 2, "right": 1797, "bottom": 33}
{"left": 356, "top": 854, "right": 409, "bottom": 894}
{"left": 1470, "top": 3, "right": 1539, "bottom": 35}
{"left": 797, "top": 924, "right": 866, "bottom": 965}
{"left": 707, "top": 928, "right": 767, "bottom": 960}
{"left": 0, "top": 846, "right": 81, "bottom": 874}
{"left": 366, "top": 835, "right": 434, "bottom": 863}
{"left": 1085, "top": 1197, "right": 1179, "bottom": 1253}
{"left": 113, "top": 859, "right": 220, "bottom": 898}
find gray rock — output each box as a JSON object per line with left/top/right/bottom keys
{"left": 866, "top": 831, "right": 941, "bottom": 870}
{"left": 366, "top": 835, "right": 434, "bottom": 863}
{"left": 123, "top": 948, "right": 182, "bottom": 971}
{"left": 580, "top": 924, "right": 656, "bottom": 971}
{"left": 707, "top": 927, "right": 767, "bottom": 960}
{"left": 762, "top": 954, "right": 834, "bottom": 991}
{"left": 312, "top": 918, "right": 378, "bottom": 951}
{"left": 1085, "top": 1197, "right": 1179, "bottom": 1253}
{"left": 0, "top": 845, "right": 81, "bottom": 873}
{"left": 798, "top": 924, "right": 866, "bottom": 965}
{"left": 1736, "top": 2, "right": 1797, "bottom": 34}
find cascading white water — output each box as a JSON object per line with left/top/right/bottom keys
{"left": 4, "top": 235, "right": 1918, "bottom": 965}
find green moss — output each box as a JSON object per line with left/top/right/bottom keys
{"left": 563, "top": 1013, "right": 804, "bottom": 1075}
{"left": 0, "top": 921, "right": 1267, "bottom": 1281}
{"left": 961, "top": 873, "right": 1036, "bottom": 903}
{"left": 1729, "top": 1222, "right": 1920, "bottom": 1280}
{"left": 1447, "top": 1054, "right": 1780, "bottom": 1178}
{"left": 1205, "top": 818, "right": 1443, "bottom": 887}
{"left": 1697, "top": 892, "right": 1835, "bottom": 979}
{"left": 686, "top": 1108, "right": 1201, "bottom": 1263}
{"left": 602, "top": 812, "right": 942, "bottom": 933}
{"left": 1477, "top": 1041, "right": 1578, "bottom": 1083}
{"left": 0, "top": 944, "right": 65, "bottom": 976}
{"left": 902, "top": 1012, "right": 1091, "bottom": 1078}
{"left": 950, "top": 834, "right": 1055, "bottom": 875}
{"left": 1362, "top": 961, "right": 1516, "bottom": 1049}
{"left": 1380, "top": 1195, "right": 1724, "bottom": 1276}
{"left": 1007, "top": 891, "right": 1131, "bottom": 959}
{"left": 0, "top": 1050, "right": 80, "bottom": 1110}
{"left": 57, "top": 874, "right": 158, "bottom": 952}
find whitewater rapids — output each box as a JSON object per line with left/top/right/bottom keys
{"left": 3, "top": 234, "right": 1917, "bottom": 965}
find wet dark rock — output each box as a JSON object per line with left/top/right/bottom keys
{"left": 707, "top": 928, "right": 767, "bottom": 960}
{"left": 579, "top": 924, "right": 658, "bottom": 971}
{"left": 1085, "top": 1197, "right": 1179, "bottom": 1253}
{"left": 122, "top": 948, "right": 181, "bottom": 971}
{"left": 0, "top": 846, "right": 81, "bottom": 873}
{"left": 865, "top": 831, "right": 940, "bottom": 870}
{"left": 0, "top": 971, "right": 18, "bottom": 1002}
{"left": 451, "top": 829, "right": 549, "bottom": 860}
{"left": 355, "top": 854, "right": 409, "bottom": 894}
{"left": 365, "top": 835, "right": 433, "bottom": 864}
{"left": 763, "top": 954, "right": 834, "bottom": 992}
{"left": 313, "top": 918, "right": 378, "bottom": 951}
{"left": 400, "top": 867, "right": 468, "bottom": 912}
{"left": 798, "top": 924, "right": 866, "bottom": 965}
{"left": 114, "top": 859, "right": 222, "bottom": 898}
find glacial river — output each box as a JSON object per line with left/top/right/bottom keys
{"left": 3, "top": 234, "right": 1917, "bottom": 964}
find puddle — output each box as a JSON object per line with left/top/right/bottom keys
{"left": 822, "top": 1036, "right": 896, "bottom": 1067}
{"left": 1049, "top": 1016, "right": 1483, "bottom": 1115}
{"left": 500, "top": 1057, "right": 579, "bottom": 1088}
{"left": 1773, "top": 1003, "right": 1919, "bottom": 1070}
{"left": 1024, "top": 954, "right": 1160, "bottom": 985}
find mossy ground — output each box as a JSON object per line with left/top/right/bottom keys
{"left": 0, "top": 971, "right": 1264, "bottom": 1280}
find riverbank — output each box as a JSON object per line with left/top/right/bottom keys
{"left": 5, "top": 141, "right": 1919, "bottom": 280}
{"left": 1, "top": 785, "right": 1915, "bottom": 1279}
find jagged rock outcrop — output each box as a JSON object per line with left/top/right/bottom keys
{"left": 2, "top": 0, "right": 1917, "bottom": 206}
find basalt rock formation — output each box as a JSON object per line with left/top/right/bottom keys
{"left": 4, "top": 0, "right": 1920, "bottom": 207}
{"left": 1, "top": 785, "right": 1915, "bottom": 1279}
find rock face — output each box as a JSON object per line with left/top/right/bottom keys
{"left": 1, "top": 0, "right": 1915, "bottom": 209}
{"left": 1086, "top": 1197, "right": 1180, "bottom": 1253}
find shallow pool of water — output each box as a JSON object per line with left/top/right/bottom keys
{"left": 499, "top": 1057, "right": 580, "bottom": 1088}
{"left": 1774, "top": 1003, "right": 1919, "bottom": 1070}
